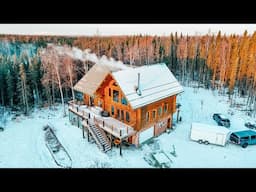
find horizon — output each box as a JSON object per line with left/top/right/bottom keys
{"left": 0, "top": 24, "right": 255, "bottom": 36}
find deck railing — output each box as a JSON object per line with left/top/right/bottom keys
{"left": 68, "top": 100, "right": 136, "bottom": 139}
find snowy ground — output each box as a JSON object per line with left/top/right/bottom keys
{"left": 0, "top": 86, "right": 256, "bottom": 168}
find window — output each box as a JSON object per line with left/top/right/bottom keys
{"left": 152, "top": 110, "right": 156, "bottom": 120}
{"left": 158, "top": 106, "right": 162, "bottom": 117}
{"left": 111, "top": 106, "right": 115, "bottom": 116}
{"left": 241, "top": 136, "right": 249, "bottom": 140}
{"left": 251, "top": 135, "right": 256, "bottom": 140}
{"left": 74, "top": 91, "right": 83, "bottom": 101}
{"left": 121, "top": 110, "right": 124, "bottom": 121}
{"left": 121, "top": 97, "right": 128, "bottom": 105}
{"left": 146, "top": 112, "right": 150, "bottom": 122}
{"left": 117, "top": 109, "right": 120, "bottom": 119}
{"left": 109, "top": 88, "right": 111, "bottom": 97}
{"left": 126, "top": 112, "right": 130, "bottom": 122}
{"left": 164, "top": 103, "right": 168, "bottom": 113}
{"left": 113, "top": 90, "right": 119, "bottom": 102}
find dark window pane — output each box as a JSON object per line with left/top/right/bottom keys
{"left": 113, "top": 90, "right": 119, "bottom": 102}
{"left": 126, "top": 112, "right": 130, "bottom": 122}
{"left": 121, "top": 110, "right": 124, "bottom": 121}
{"left": 111, "top": 106, "right": 114, "bottom": 115}
{"left": 121, "top": 97, "right": 128, "bottom": 105}
{"left": 152, "top": 110, "right": 156, "bottom": 119}
{"left": 158, "top": 107, "right": 162, "bottom": 116}
{"left": 146, "top": 112, "right": 150, "bottom": 122}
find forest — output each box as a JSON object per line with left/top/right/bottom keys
{"left": 0, "top": 31, "right": 256, "bottom": 115}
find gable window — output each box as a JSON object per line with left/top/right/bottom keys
{"left": 158, "top": 106, "right": 162, "bottom": 117}
{"left": 146, "top": 111, "right": 150, "bottom": 122}
{"left": 152, "top": 110, "right": 156, "bottom": 120}
{"left": 121, "top": 97, "right": 128, "bottom": 105}
{"left": 113, "top": 90, "right": 119, "bottom": 102}
{"left": 164, "top": 103, "right": 168, "bottom": 113}
{"left": 126, "top": 112, "right": 130, "bottom": 123}
{"left": 111, "top": 106, "right": 115, "bottom": 116}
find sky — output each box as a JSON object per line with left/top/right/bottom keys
{"left": 0, "top": 24, "right": 255, "bottom": 36}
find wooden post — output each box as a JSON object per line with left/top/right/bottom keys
{"left": 87, "top": 128, "right": 90, "bottom": 142}
{"left": 176, "top": 109, "right": 180, "bottom": 123}
{"left": 77, "top": 116, "right": 79, "bottom": 127}
{"left": 120, "top": 140, "right": 122, "bottom": 156}
{"left": 110, "top": 134, "right": 112, "bottom": 148}
{"left": 82, "top": 125, "right": 85, "bottom": 138}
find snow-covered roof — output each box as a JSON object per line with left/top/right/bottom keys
{"left": 112, "top": 63, "right": 183, "bottom": 109}
{"left": 73, "top": 63, "right": 122, "bottom": 96}
{"left": 219, "top": 114, "right": 228, "bottom": 120}
{"left": 191, "top": 122, "right": 230, "bottom": 134}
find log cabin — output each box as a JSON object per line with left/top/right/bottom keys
{"left": 69, "top": 63, "right": 183, "bottom": 149}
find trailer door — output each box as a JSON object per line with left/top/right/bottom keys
{"left": 216, "top": 133, "right": 224, "bottom": 146}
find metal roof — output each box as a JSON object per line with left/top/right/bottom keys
{"left": 112, "top": 63, "right": 183, "bottom": 109}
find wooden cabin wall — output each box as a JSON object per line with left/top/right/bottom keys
{"left": 139, "top": 96, "right": 176, "bottom": 131}
{"left": 96, "top": 75, "right": 137, "bottom": 127}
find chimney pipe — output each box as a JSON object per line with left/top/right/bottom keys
{"left": 136, "top": 73, "right": 142, "bottom": 96}
{"left": 138, "top": 73, "right": 140, "bottom": 89}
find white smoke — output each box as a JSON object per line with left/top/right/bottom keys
{"left": 72, "top": 47, "right": 129, "bottom": 70}
{"left": 47, "top": 44, "right": 129, "bottom": 70}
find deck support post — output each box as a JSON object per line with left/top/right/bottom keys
{"left": 87, "top": 128, "right": 90, "bottom": 142}
{"left": 82, "top": 125, "right": 85, "bottom": 139}
{"left": 120, "top": 140, "right": 122, "bottom": 156}
{"left": 120, "top": 130, "right": 122, "bottom": 156}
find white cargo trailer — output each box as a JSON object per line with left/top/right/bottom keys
{"left": 190, "top": 122, "right": 231, "bottom": 146}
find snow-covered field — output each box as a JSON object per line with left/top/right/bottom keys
{"left": 0, "top": 86, "right": 256, "bottom": 168}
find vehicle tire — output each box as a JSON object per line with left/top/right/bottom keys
{"left": 204, "top": 141, "right": 209, "bottom": 145}
{"left": 242, "top": 143, "right": 248, "bottom": 148}
{"left": 198, "top": 140, "right": 203, "bottom": 144}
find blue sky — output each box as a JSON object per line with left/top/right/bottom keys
{"left": 0, "top": 24, "right": 255, "bottom": 36}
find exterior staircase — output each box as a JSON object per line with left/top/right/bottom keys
{"left": 87, "top": 120, "right": 112, "bottom": 153}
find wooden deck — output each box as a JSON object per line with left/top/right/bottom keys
{"left": 68, "top": 101, "right": 136, "bottom": 140}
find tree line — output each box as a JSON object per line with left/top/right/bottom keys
{"left": 1, "top": 31, "right": 256, "bottom": 114}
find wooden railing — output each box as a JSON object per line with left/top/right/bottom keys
{"left": 68, "top": 100, "right": 136, "bottom": 139}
